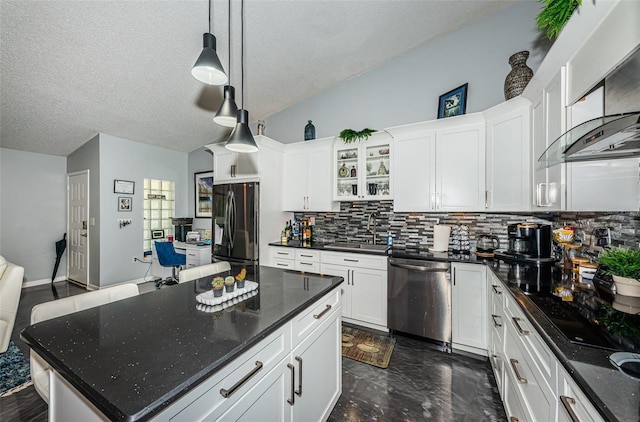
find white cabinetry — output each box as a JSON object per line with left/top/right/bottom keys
{"left": 283, "top": 138, "right": 338, "bottom": 212}
{"left": 389, "top": 114, "right": 485, "bottom": 212}
{"left": 532, "top": 69, "right": 566, "bottom": 211}
{"left": 451, "top": 263, "right": 487, "bottom": 355}
{"left": 557, "top": 365, "right": 603, "bottom": 422}
{"left": 269, "top": 246, "right": 295, "bottom": 270}
{"left": 268, "top": 247, "right": 321, "bottom": 273}
{"left": 484, "top": 98, "right": 531, "bottom": 211}
{"left": 321, "top": 251, "right": 387, "bottom": 331}
{"left": 488, "top": 272, "right": 506, "bottom": 399}
{"left": 333, "top": 132, "right": 393, "bottom": 201}
{"left": 206, "top": 135, "right": 283, "bottom": 184}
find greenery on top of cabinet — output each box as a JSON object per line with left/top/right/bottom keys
{"left": 536, "top": 0, "right": 582, "bottom": 39}
{"left": 339, "top": 128, "right": 376, "bottom": 144}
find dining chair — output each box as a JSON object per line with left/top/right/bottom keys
{"left": 178, "top": 261, "right": 231, "bottom": 283}
{"left": 154, "top": 241, "right": 186, "bottom": 286}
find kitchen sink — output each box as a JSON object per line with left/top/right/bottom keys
{"left": 325, "top": 242, "right": 389, "bottom": 254}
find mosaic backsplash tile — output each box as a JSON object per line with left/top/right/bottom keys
{"left": 294, "top": 202, "right": 640, "bottom": 258}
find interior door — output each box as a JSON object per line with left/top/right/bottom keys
{"left": 67, "top": 171, "right": 89, "bottom": 287}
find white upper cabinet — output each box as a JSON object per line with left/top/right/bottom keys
{"left": 283, "top": 137, "right": 338, "bottom": 212}
{"left": 333, "top": 132, "right": 393, "bottom": 201}
{"left": 484, "top": 97, "right": 531, "bottom": 212}
{"left": 389, "top": 113, "right": 485, "bottom": 212}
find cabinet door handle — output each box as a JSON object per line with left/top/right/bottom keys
{"left": 509, "top": 359, "right": 527, "bottom": 384}
{"left": 436, "top": 192, "right": 441, "bottom": 209}
{"left": 231, "top": 164, "right": 237, "bottom": 178}
{"left": 511, "top": 317, "right": 529, "bottom": 336}
{"left": 491, "top": 314, "right": 502, "bottom": 327}
{"left": 509, "top": 417, "right": 519, "bottom": 422}
{"left": 491, "top": 285, "right": 502, "bottom": 295}
{"left": 313, "top": 304, "right": 332, "bottom": 319}
{"left": 287, "top": 363, "right": 295, "bottom": 405}
{"left": 294, "top": 356, "right": 303, "bottom": 397}
{"left": 220, "top": 361, "right": 263, "bottom": 398}
{"left": 485, "top": 190, "right": 489, "bottom": 209}
{"left": 351, "top": 269, "right": 355, "bottom": 286}
{"left": 431, "top": 193, "right": 436, "bottom": 210}
{"left": 559, "top": 395, "right": 580, "bottom": 422}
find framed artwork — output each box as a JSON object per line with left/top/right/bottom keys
{"left": 437, "top": 83, "right": 468, "bottom": 119}
{"left": 151, "top": 229, "right": 165, "bottom": 239}
{"left": 195, "top": 171, "right": 214, "bottom": 218}
{"left": 114, "top": 179, "right": 135, "bottom": 194}
{"left": 118, "top": 196, "right": 132, "bottom": 212}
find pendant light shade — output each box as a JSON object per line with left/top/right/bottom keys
{"left": 226, "top": 109, "right": 258, "bottom": 153}
{"left": 214, "top": 86, "right": 239, "bottom": 126}
{"left": 192, "top": 33, "right": 228, "bottom": 85}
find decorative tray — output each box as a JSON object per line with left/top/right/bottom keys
{"left": 196, "top": 290, "right": 258, "bottom": 313}
{"left": 195, "top": 280, "right": 258, "bottom": 306}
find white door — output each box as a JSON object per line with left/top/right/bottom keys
{"left": 67, "top": 171, "right": 89, "bottom": 287}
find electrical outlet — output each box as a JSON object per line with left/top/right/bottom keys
{"left": 132, "top": 256, "right": 137, "bottom": 263}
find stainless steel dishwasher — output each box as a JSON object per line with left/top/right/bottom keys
{"left": 388, "top": 257, "right": 452, "bottom": 352}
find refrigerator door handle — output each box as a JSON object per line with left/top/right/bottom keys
{"left": 229, "top": 190, "right": 237, "bottom": 250}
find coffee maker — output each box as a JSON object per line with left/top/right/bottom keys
{"left": 503, "top": 223, "right": 553, "bottom": 262}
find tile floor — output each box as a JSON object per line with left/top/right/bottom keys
{"left": 1, "top": 281, "right": 507, "bottom": 421}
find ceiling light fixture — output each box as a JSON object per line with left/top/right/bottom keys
{"left": 213, "top": 0, "right": 238, "bottom": 127}
{"left": 225, "top": 0, "right": 258, "bottom": 153}
{"left": 191, "top": 0, "right": 228, "bottom": 86}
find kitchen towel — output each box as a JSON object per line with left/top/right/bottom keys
{"left": 432, "top": 224, "right": 451, "bottom": 252}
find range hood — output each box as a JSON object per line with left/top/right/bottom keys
{"left": 538, "top": 112, "right": 640, "bottom": 167}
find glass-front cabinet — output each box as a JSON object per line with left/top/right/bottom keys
{"left": 333, "top": 132, "right": 393, "bottom": 201}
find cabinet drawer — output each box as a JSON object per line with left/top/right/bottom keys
{"left": 505, "top": 296, "right": 555, "bottom": 392}
{"left": 295, "top": 260, "right": 320, "bottom": 273}
{"left": 271, "top": 247, "right": 294, "bottom": 260}
{"left": 291, "top": 288, "right": 340, "bottom": 347}
{"left": 557, "top": 364, "right": 604, "bottom": 422}
{"left": 161, "top": 324, "right": 291, "bottom": 421}
{"left": 295, "top": 249, "right": 320, "bottom": 262}
{"left": 321, "top": 251, "right": 387, "bottom": 270}
{"left": 272, "top": 259, "right": 294, "bottom": 270}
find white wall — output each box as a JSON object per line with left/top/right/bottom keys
{"left": 0, "top": 148, "right": 67, "bottom": 283}
{"left": 264, "top": 1, "right": 551, "bottom": 144}
{"left": 97, "top": 133, "right": 188, "bottom": 287}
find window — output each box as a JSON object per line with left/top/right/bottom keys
{"left": 143, "top": 179, "right": 175, "bottom": 253}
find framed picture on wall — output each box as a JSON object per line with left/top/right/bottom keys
{"left": 118, "top": 196, "right": 132, "bottom": 212}
{"left": 114, "top": 179, "right": 135, "bottom": 194}
{"left": 195, "top": 171, "right": 214, "bottom": 218}
{"left": 437, "top": 83, "right": 468, "bottom": 119}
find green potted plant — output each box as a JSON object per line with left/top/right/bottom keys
{"left": 536, "top": 0, "right": 582, "bottom": 40}
{"left": 235, "top": 268, "right": 247, "bottom": 289}
{"left": 212, "top": 276, "right": 225, "bottom": 297}
{"left": 224, "top": 276, "right": 236, "bottom": 293}
{"left": 339, "top": 128, "right": 376, "bottom": 144}
{"left": 598, "top": 247, "right": 640, "bottom": 296}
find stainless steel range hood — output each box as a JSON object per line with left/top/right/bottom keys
{"left": 538, "top": 112, "right": 640, "bottom": 167}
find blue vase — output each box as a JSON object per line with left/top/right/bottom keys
{"left": 304, "top": 120, "right": 315, "bottom": 141}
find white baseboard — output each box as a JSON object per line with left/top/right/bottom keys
{"left": 22, "top": 276, "right": 67, "bottom": 289}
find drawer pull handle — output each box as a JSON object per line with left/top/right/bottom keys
{"left": 313, "top": 304, "right": 332, "bottom": 319}
{"left": 287, "top": 363, "right": 295, "bottom": 405}
{"left": 276, "top": 263, "right": 289, "bottom": 267}
{"left": 344, "top": 258, "right": 359, "bottom": 262}
{"left": 295, "top": 356, "right": 303, "bottom": 397}
{"left": 300, "top": 254, "right": 313, "bottom": 258}
{"left": 491, "top": 314, "right": 502, "bottom": 327}
{"left": 509, "top": 359, "right": 527, "bottom": 384}
{"left": 300, "top": 262, "right": 313, "bottom": 266}
{"left": 560, "top": 395, "right": 580, "bottom": 422}
{"left": 511, "top": 317, "right": 529, "bottom": 336}
{"left": 491, "top": 285, "right": 502, "bottom": 294}
{"left": 220, "top": 361, "right": 263, "bottom": 398}
{"left": 277, "top": 252, "right": 288, "bottom": 255}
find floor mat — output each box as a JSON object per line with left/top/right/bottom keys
{"left": 0, "top": 341, "right": 31, "bottom": 396}
{"left": 341, "top": 326, "right": 395, "bottom": 369}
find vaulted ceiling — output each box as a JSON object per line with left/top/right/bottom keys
{"left": 1, "top": 0, "right": 517, "bottom": 156}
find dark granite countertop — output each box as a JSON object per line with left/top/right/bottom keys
{"left": 21, "top": 266, "right": 343, "bottom": 421}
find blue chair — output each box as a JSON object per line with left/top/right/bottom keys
{"left": 154, "top": 241, "right": 186, "bottom": 287}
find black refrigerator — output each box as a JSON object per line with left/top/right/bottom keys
{"left": 212, "top": 182, "right": 259, "bottom": 265}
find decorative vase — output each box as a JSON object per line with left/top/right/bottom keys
{"left": 304, "top": 120, "right": 315, "bottom": 141}
{"left": 504, "top": 51, "right": 534, "bottom": 100}
{"left": 257, "top": 120, "right": 265, "bottom": 136}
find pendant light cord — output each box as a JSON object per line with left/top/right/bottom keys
{"left": 208, "top": 0, "right": 212, "bottom": 34}
{"left": 241, "top": 0, "right": 244, "bottom": 109}
{"left": 228, "top": 0, "right": 231, "bottom": 83}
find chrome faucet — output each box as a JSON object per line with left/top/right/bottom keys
{"left": 367, "top": 212, "right": 378, "bottom": 245}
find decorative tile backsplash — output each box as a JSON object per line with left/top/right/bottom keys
{"left": 295, "top": 202, "right": 640, "bottom": 256}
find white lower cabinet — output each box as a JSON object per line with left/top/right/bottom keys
{"left": 557, "top": 365, "right": 603, "bottom": 422}
{"left": 488, "top": 272, "right": 506, "bottom": 398}
{"left": 451, "top": 263, "right": 487, "bottom": 355}
{"left": 321, "top": 251, "right": 387, "bottom": 331}
{"left": 268, "top": 247, "right": 321, "bottom": 273}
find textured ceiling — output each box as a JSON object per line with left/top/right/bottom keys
{"left": 0, "top": 0, "right": 516, "bottom": 156}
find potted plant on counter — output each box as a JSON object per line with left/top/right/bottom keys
{"left": 598, "top": 247, "right": 640, "bottom": 297}
{"left": 212, "top": 276, "right": 224, "bottom": 297}
{"left": 235, "top": 268, "right": 247, "bottom": 289}
{"left": 224, "top": 276, "right": 236, "bottom": 293}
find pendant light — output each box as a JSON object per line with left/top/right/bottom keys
{"left": 213, "top": 0, "right": 238, "bottom": 127}
{"left": 225, "top": 0, "right": 258, "bottom": 153}
{"left": 191, "top": 0, "right": 228, "bottom": 86}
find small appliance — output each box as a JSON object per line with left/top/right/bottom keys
{"left": 475, "top": 234, "right": 500, "bottom": 257}
{"left": 495, "top": 223, "right": 554, "bottom": 263}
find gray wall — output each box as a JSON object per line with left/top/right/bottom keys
{"left": 98, "top": 133, "right": 188, "bottom": 287}
{"left": 67, "top": 134, "right": 101, "bottom": 288}
{"left": 0, "top": 148, "right": 67, "bottom": 282}
{"left": 263, "top": 1, "right": 550, "bottom": 144}
{"left": 188, "top": 146, "right": 214, "bottom": 232}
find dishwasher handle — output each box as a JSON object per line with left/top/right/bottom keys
{"left": 389, "top": 261, "right": 449, "bottom": 272}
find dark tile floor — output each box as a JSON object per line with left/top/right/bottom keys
{"left": 1, "top": 281, "right": 507, "bottom": 422}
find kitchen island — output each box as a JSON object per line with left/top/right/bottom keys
{"left": 21, "top": 266, "right": 343, "bottom": 421}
